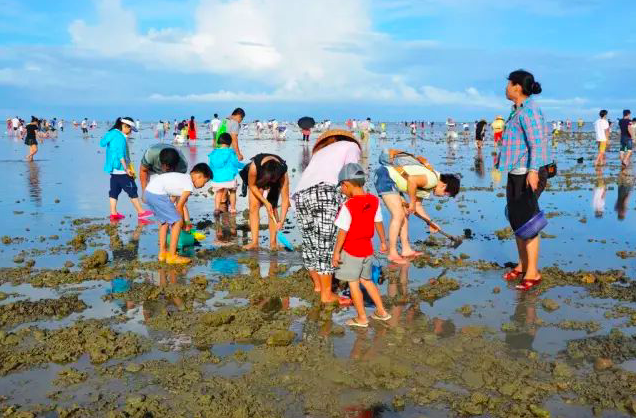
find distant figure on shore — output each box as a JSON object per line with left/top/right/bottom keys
{"left": 492, "top": 115, "right": 504, "bottom": 146}
{"left": 24, "top": 116, "right": 40, "bottom": 161}
{"left": 594, "top": 110, "right": 609, "bottom": 166}
{"left": 188, "top": 116, "right": 197, "bottom": 140}
{"left": 619, "top": 109, "right": 633, "bottom": 167}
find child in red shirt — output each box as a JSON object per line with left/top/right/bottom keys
{"left": 332, "top": 163, "right": 391, "bottom": 327}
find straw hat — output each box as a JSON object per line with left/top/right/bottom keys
{"left": 312, "top": 129, "right": 360, "bottom": 155}
{"left": 496, "top": 115, "right": 504, "bottom": 120}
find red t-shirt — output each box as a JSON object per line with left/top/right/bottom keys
{"left": 334, "top": 194, "right": 382, "bottom": 257}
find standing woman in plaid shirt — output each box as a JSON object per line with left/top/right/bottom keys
{"left": 498, "top": 70, "right": 550, "bottom": 291}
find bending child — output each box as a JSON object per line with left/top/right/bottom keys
{"left": 332, "top": 163, "right": 391, "bottom": 327}
{"left": 144, "top": 162, "right": 212, "bottom": 264}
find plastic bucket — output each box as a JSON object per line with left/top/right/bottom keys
{"left": 514, "top": 211, "right": 548, "bottom": 240}
{"left": 167, "top": 230, "right": 196, "bottom": 249}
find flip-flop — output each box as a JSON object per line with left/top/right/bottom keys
{"left": 339, "top": 296, "right": 353, "bottom": 307}
{"left": 371, "top": 312, "right": 392, "bottom": 321}
{"left": 515, "top": 275, "right": 542, "bottom": 291}
{"left": 402, "top": 251, "right": 424, "bottom": 258}
{"left": 503, "top": 269, "right": 525, "bottom": 281}
{"left": 346, "top": 318, "right": 369, "bottom": 328}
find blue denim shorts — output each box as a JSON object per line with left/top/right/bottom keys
{"left": 374, "top": 166, "right": 399, "bottom": 196}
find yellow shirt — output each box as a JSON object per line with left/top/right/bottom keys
{"left": 387, "top": 165, "right": 439, "bottom": 199}
{"left": 491, "top": 119, "right": 505, "bottom": 132}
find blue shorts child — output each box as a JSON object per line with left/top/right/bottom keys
{"left": 109, "top": 174, "right": 138, "bottom": 199}
{"left": 145, "top": 192, "right": 180, "bottom": 224}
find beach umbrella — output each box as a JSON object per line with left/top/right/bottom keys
{"left": 297, "top": 116, "right": 315, "bottom": 130}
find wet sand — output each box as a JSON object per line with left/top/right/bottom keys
{"left": 0, "top": 124, "right": 635, "bottom": 417}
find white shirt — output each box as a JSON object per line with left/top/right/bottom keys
{"left": 334, "top": 201, "right": 383, "bottom": 231}
{"left": 210, "top": 118, "right": 221, "bottom": 131}
{"left": 11, "top": 118, "right": 19, "bottom": 128}
{"left": 146, "top": 172, "right": 194, "bottom": 196}
{"left": 81, "top": 120, "right": 87, "bottom": 128}
{"left": 594, "top": 118, "right": 609, "bottom": 142}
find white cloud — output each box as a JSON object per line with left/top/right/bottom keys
{"left": 593, "top": 51, "right": 618, "bottom": 60}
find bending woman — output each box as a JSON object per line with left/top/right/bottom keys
{"left": 240, "top": 153, "right": 290, "bottom": 250}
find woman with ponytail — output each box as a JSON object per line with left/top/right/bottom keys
{"left": 497, "top": 70, "right": 550, "bottom": 291}
{"left": 100, "top": 117, "right": 153, "bottom": 221}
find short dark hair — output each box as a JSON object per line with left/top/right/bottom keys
{"left": 441, "top": 174, "right": 460, "bottom": 197}
{"left": 508, "top": 69, "right": 542, "bottom": 96}
{"left": 232, "top": 108, "right": 245, "bottom": 117}
{"left": 599, "top": 110, "right": 608, "bottom": 118}
{"left": 344, "top": 178, "right": 365, "bottom": 187}
{"left": 217, "top": 132, "right": 232, "bottom": 146}
{"left": 213, "top": 113, "right": 218, "bottom": 118}
{"left": 159, "top": 147, "right": 180, "bottom": 171}
{"left": 191, "top": 162, "right": 212, "bottom": 179}
{"left": 624, "top": 109, "right": 631, "bottom": 117}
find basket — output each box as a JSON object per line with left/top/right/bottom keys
{"left": 514, "top": 211, "right": 548, "bottom": 240}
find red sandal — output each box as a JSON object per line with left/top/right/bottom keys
{"left": 515, "top": 275, "right": 542, "bottom": 291}
{"left": 503, "top": 269, "right": 525, "bottom": 281}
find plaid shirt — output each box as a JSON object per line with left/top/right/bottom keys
{"left": 497, "top": 97, "right": 549, "bottom": 172}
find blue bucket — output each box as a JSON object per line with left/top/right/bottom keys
{"left": 514, "top": 211, "right": 548, "bottom": 240}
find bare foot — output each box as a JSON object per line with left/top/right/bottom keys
{"left": 229, "top": 208, "right": 237, "bottom": 214}
{"left": 243, "top": 242, "right": 259, "bottom": 250}
{"left": 387, "top": 254, "right": 408, "bottom": 265}
{"left": 401, "top": 250, "right": 423, "bottom": 258}
{"left": 270, "top": 244, "right": 282, "bottom": 251}
{"left": 320, "top": 294, "right": 340, "bottom": 304}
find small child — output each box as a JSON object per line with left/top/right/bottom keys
{"left": 100, "top": 117, "right": 153, "bottom": 221}
{"left": 208, "top": 133, "right": 244, "bottom": 215}
{"left": 332, "top": 163, "right": 392, "bottom": 327}
{"left": 144, "top": 162, "right": 212, "bottom": 264}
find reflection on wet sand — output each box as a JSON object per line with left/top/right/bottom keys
{"left": 26, "top": 161, "right": 41, "bottom": 206}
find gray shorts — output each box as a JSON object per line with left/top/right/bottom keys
{"left": 336, "top": 251, "right": 372, "bottom": 282}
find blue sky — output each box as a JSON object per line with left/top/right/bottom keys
{"left": 1, "top": 0, "right": 634, "bottom": 121}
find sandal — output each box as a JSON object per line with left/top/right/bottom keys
{"left": 515, "top": 275, "right": 542, "bottom": 291}
{"left": 346, "top": 318, "right": 369, "bottom": 328}
{"left": 503, "top": 269, "right": 525, "bottom": 281}
{"left": 338, "top": 296, "right": 353, "bottom": 307}
{"left": 371, "top": 312, "right": 392, "bottom": 321}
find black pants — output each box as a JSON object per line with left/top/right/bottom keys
{"left": 506, "top": 168, "right": 547, "bottom": 231}
{"left": 302, "top": 134, "right": 309, "bottom": 141}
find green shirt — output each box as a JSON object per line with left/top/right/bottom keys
{"left": 140, "top": 144, "right": 188, "bottom": 174}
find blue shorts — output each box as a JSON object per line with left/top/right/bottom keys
{"left": 374, "top": 166, "right": 399, "bottom": 196}
{"left": 621, "top": 137, "right": 633, "bottom": 152}
{"left": 109, "top": 174, "right": 138, "bottom": 199}
{"left": 145, "top": 192, "right": 180, "bottom": 224}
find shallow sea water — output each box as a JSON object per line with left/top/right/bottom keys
{"left": 0, "top": 122, "right": 635, "bottom": 417}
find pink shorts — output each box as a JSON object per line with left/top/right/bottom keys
{"left": 211, "top": 179, "right": 238, "bottom": 191}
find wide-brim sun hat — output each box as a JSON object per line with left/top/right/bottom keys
{"left": 312, "top": 129, "right": 360, "bottom": 155}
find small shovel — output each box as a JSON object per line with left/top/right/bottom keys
{"left": 423, "top": 218, "right": 463, "bottom": 249}
{"left": 276, "top": 231, "right": 294, "bottom": 252}
{"left": 402, "top": 202, "right": 463, "bottom": 248}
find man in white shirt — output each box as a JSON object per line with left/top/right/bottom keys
{"left": 594, "top": 109, "right": 610, "bottom": 166}
{"left": 210, "top": 113, "right": 221, "bottom": 140}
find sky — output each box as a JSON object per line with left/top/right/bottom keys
{"left": 1, "top": 0, "right": 635, "bottom": 121}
